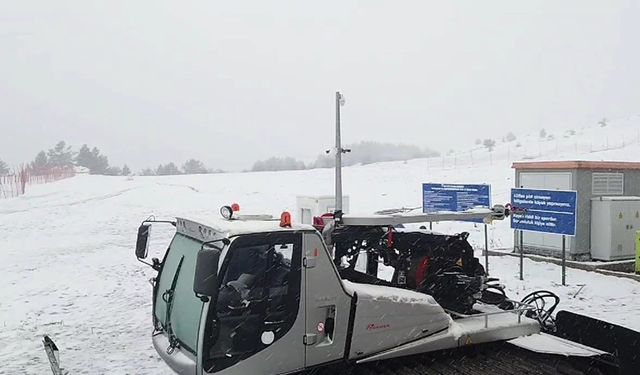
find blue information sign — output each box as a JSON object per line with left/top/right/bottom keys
{"left": 422, "top": 183, "right": 491, "bottom": 217}
{"left": 510, "top": 188, "right": 577, "bottom": 236}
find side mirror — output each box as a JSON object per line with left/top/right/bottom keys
{"left": 193, "top": 248, "right": 221, "bottom": 298}
{"left": 136, "top": 224, "right": 151, "bottom": 259}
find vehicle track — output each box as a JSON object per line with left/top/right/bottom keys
{"left": 307, "top": 342, "right": 617, "bottom": 375}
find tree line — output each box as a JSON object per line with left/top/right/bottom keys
{"left": 27, "top": 141, "right": 130, "bottom": 176}
{"left": 139, "top": 160, "right": 224, "bottom": 176}
{"left": 251, "top": 141, "right": 440, "bottom": 172}
{"left": 17, "top": 141, "right": 221, "bottom": 177}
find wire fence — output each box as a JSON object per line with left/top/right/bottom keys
{"left": 0, "top": 166, "right": 75, "bottom": 199}
{"left": 426, "top": 126, "right": 640, "bottom": 171}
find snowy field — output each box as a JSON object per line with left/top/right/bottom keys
{"left": 2, "top": 119, "right": 640, "bottom": 374}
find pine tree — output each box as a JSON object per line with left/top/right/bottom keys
{"left": 0, "top": 159, "right": 9, "bottom": 175}
{"left": 74, "top": 144, "right": 109, "bottom": 174}
{"left": 104, "top": 166, "right": 122, "bottom": 176}
{"left": 156, "top": 162, "right": 181, "bottom": 176}
{"left": 122, "top": 165, "right": 131, "bottom": 176}
{"left": 182, "top": 159, "right": 208, "bottom": 174}
{"left": 89, "top": 147, "right": 109, "bottom": 174}
{"left": 47, "top": 141, "right": 74, "bottom": 168}
{"left": 31, "top": 151, "right": 49, "bottom": 172}
{"left": 75, "top": 144, "right": 92, "bottom": 169}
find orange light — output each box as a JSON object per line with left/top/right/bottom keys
{"left": 231, "top": 203, "right": 240, "bottom": 212}
{"left": 280, "top": 211, "right": 292, "bottom": 228}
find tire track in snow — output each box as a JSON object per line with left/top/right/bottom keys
{"left": 0, "top": 187, "right": 139, "bottom": 215}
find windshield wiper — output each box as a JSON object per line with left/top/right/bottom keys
{"left": 162, "top": 256, "right": 184, "bottom": 354}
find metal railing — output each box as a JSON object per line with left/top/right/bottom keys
{"left": 445, "top": 299, "right": 538, "bottom": 328}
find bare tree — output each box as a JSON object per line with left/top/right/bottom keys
{"left": 539, "top": 129, "right": 547, "bottom": 138}
{"left": 483, "top": 139, "right": 496, "bottom": 152}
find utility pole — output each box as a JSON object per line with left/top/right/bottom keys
{"left": 334, "top": 91, "right": 348, "bottom": 221}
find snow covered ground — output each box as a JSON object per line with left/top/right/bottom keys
{"left": 2, "top": 118, "right": 640, "bottom": 374}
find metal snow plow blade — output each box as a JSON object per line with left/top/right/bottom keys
{"left": 509, "top": 332, "right": 607, "bottom": 357}
{"left": 353, "top": 304, "right": 539, "bottom": 365}
{"left": 552, "top": 310, "right": 640, "bottom": 374}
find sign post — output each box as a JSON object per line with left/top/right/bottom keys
{"left": 562, "top": 235, "right": 567, "bottom": 285}
{"left": 510, "top": 188, "right": 577, "bottom": 284}
{"left": 484, "top": 224, "right": 489, "bottom": 274}
{"left": 423, "top": 183, "right": 492, "bottom": 272}
{"left": 519, "top": 230, "right": 524, "bottom": 281}
{"left": 636, "top": 230, "right": 640, "bottom": 274}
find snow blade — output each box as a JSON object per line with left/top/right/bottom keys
{"left": 555, "top": 310, "right": 640, "bottom": 374}
{"left": 43, "top": 335, "right": 66, "bottom": 375}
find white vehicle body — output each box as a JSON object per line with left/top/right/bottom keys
{"left": 147, "top": 216, "right": 547, "bottom": 374}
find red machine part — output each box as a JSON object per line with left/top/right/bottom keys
{"left": 415, "top": 256, "right": 430, "bottom": 288}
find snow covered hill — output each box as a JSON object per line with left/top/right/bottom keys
{"left": 1, "top": 118, "right": 640, "bottom": 374}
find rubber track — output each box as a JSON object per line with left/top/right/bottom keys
{"left": 305, "top": 342, "right": 617, "bottom": 375}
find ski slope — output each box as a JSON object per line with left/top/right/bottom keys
{"left": 2, "top": 119, "right": 640, "bottom": 374}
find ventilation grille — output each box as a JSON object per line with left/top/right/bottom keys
{"left": 592, "top": 173, "right": 624, "bottom": 195}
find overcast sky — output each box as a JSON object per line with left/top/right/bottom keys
{"left": 1, "top": 1, "right": 638, "bottom": 171}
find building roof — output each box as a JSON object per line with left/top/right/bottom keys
{"left": 512, "top": 160, "right": 640, "bottom": 171}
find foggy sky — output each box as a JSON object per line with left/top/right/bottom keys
{"left": 1, "top": 1, "right": 638, "bottom": 171}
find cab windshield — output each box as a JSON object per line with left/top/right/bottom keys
{"left": 154, "top": 233, "right": 205, "bottom": 354}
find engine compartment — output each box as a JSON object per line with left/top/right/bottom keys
{"left": 331, "top": 226, "right": 490, "bottom": 314}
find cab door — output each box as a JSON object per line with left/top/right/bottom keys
{"left": 303, "top": 232, "right": 354, "bottom": 367}
{"left": 202, "top": 232, "right": 306, "bottom": 375}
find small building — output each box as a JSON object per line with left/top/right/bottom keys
{"left": 296, "top": 196, "right": 350, "bottom": 224}
{"left": 74, "top": 166, "right": 90, "bottom": 174}
{"left": 512, "top": 161, "right": 640, "bottom": 260}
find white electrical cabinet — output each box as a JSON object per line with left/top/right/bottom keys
{"left": 296, "top": 196, "right": 350, "bottom": 224}
{"left": 590, "top": 196, "right": 640, "bottom": 260}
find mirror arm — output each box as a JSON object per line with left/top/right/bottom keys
{"left": 142, "top": 219, "right": 176, "bottom": 227}
{"left": 136, "top": 257, "right": 162, "bottom": 271}
{"left": 137, "top": 257, "right": 156, "bottom": 269}
{"left": 201, "top": 237, "right": 230, "bottom": 251}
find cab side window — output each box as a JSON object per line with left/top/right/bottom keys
{"left": 204, "top": 233, "right": 301, "bottom": 373}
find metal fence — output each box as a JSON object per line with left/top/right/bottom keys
{"left": 0, "top": 166, "right": 75, "bottom": 199}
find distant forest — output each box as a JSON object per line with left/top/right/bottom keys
{"left": 17, "top": 141, "right": 223, "bottom": 177}
{"left": 251, "top": 141, "right": 440, "bottom": 172}
{"left": 24, "top": 141, "right": 131, "bottom": 176}
{"left": 1, "top": 140, "right": 440, "bottom": 177}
